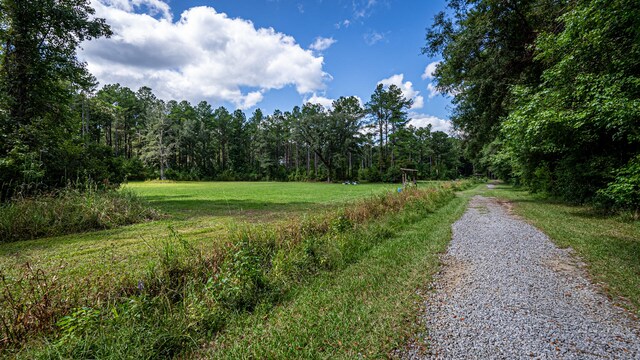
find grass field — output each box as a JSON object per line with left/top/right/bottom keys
{"left": 0, "top": 180, "right": 469, "bottom": 357}
{"left": 125, "top": 181, "right": 400, "bottom": 220}
{"left": 0, "top": 182, "right": 398, "bottom": 287}
{"left": 6, "top": 180, "right": 635, "bottom": 358}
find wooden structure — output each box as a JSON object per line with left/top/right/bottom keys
{"left": 400, "top": 168, "right": 418, "bottom": 187}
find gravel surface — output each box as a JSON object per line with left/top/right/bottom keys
{"left": 402, "top": 195, "right": 640, "bottom": 359}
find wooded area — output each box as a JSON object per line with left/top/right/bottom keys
{"left": 0, "top": 0, "right": 638, "bottom": 212}
{"left": 426, "top": 0, "right": 639, "bottom": 212}
{"left": 0, "top": 0, "right": 466, "bottom": 201}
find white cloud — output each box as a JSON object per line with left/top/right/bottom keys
{"left": 363, "top": 30, "right": 385, "bottom": 45}
{"left": 378, "top": 74, "right": 424, "bottom": 110}
{"left": 101, "top": 0, "right": 172, "bottom": 20}
{"left": 81, "top": 0, "right": 329, "bottom": 109}
{"left": 335, "top": 19, "right": 351, "bottom": 29}
{"left": 353, "top": 0, "right": 378, "bottom": 19}
{"left": 422, "top": 61, "right": 443, "bottom": 98}
{"left": 239, "top": 91, "right": 264, "bottom": 109}
{"left": 413, "top": 95, "right": 424, "bottom": 109}
{"left": 408, "top": 113, "right": 452, "bottom": 133}
{"left": 427, "top": 83, "right": 440, "bottom": 98}
{"left": 309, "top": 37, "right": 336, "bottom": 52}
{"left": 422, "top": 61, "right": 440, "bottom": 80}
{"left": 304, "top": 93, "right": 334, "bottom": 109}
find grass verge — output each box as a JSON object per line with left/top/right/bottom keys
{"left": 201, "top": 192, "right": 471, "bottom": 359}
{"left": 4, "top": 181, "right": 475, "bottom": 357}
{"left": 483, "top": 184, "right": 640, "bottom": 315}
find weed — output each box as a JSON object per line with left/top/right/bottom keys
{"left": 0, "top": 185, "right": 160, "bottom": 243}
{"left": 0, "top": 263, "right": 69, "bottom": 346}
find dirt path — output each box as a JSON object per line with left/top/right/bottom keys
{"left": 402, "top": 195, "right": 640, "bottom": 359}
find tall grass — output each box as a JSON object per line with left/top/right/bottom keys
{"left": 0, "top": 185, "right": 161, "bottom": 243}
{"left": 2, "top": 180, "right": 476, "bottom": 357}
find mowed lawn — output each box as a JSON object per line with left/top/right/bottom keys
{"left": 127, "top": 181, "right": 399, "bottom": 220}
{"left": 0, "top": 181, "right": 397, "bottom": 287}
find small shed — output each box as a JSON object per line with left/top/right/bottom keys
{"left": 400, "top": 168, "right": 418, "bottom": 187}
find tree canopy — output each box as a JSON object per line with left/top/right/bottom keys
{"left": 0, "top": 0, "right": 111, "bottom": 198}
{"left": 426, "top": 0, "right": 640, "bottom": 211}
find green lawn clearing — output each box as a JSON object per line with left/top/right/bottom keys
{"left": 0, "top": 182, "right": 397, "bottom": 286}
{"left": 124, "top": 181, "right": 399, "bottom": 220}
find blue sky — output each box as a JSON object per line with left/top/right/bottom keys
{"left": 81, "top": 0, "right": 452, "bottom": 131}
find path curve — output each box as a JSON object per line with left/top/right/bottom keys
{"left": 403, "top": 195, "right": 640, "bottom": 359}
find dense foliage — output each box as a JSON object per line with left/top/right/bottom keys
{"left": 66, "top": 84, "right": 466, "bottom": 185}
{"left": 0, "top": 0, "right": 112, "bottom": 200}
{"left": 0, "top": 185, "right": 160, "bottom": 242}
{"left": 427, "top": 0, "right": 639, "bottom": 211}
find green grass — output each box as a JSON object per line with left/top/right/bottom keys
{"left": 0, "top": 182, "right": 397, "bottom": 286}
{"left": 0, "top": 181, "right": 415, "bottom": 350}
{"left": 2, "top": 182, "right": 475, "bottom": 357}
{"left": 9, "top": 180, "right": 635, "bottom": 359}
{"left": 124, "top": 181, "right": 399, "bottom": 220}
{"left": 198, "top": 188, "right": 474, "bottom": 359}
{"left": 481, "top": 183, "right": 640, "bottom": 315}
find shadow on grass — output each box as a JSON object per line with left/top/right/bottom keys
{"left": 145, "top": 198, "right": 316, "bottom": 219}
{"left": 0, "top": 200, "right": 322, "bottom": 254}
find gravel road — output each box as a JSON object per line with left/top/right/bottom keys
{"left": 402, "top": 195, "right": 640, "bottom": 359}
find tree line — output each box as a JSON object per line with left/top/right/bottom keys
{"left": 0, "top": 0, "right": 468, "bottom": 200}
{"left": 426, "top": 0, "right": 639, "bottom": 212}
{"left": 57, "top": 82, "right": 466, "bottom": 184}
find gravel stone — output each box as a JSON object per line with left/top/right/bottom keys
{"left": 401, "top": 195, "right": 640, "bottom": 359}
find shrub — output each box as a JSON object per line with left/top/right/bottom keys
{"left": 597, "top": 155, "right": 640, "bottom": 217}
{"left": 122, "top": 158, "right": 149, "bottom": 181}
{"left": 382, "top": 166, "right": 402, "bottom": 183}
{"left": 0, "top": 185, "right": 160, "bottom": 243}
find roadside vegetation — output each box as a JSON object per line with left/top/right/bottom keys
{"left": 0, "top": 184, "right": 160, "bottom": 243}
{"left": 0, "top": 181, "right": 399, "bottom": 304}
{"left": 200, "top": 189, "right": 473, "bottom": 359}
{"left": 483, "top": 184, "right": 640, "bottom": 315}
{"left": 1, "top": 180, "right": 476, "bottom": 357}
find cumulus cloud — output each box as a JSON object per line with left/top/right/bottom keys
{"left": 422, "top": 61, "right": 440, "bottom": 80}
{"left": 81, "top": 0, "right": 329, "bottom": 109}
{"left": 101, "top": 0, "right": 172, "bottom": 20}
{"left": 422, "top": 61, "right": 449, "bottom": 98}
{"left": 378, "top": 74, "right": 424, "bottom": 110}
{"left": 408, "top": 113, "right": 452, "bottom": 133}
{"left": 309, "top": 37, "right": 336, "bottom": 52}
{"left": 304, "top": 93, "right": 334, "bottom": 109}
